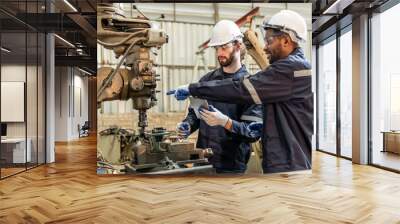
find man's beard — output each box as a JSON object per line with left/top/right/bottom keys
{"left": 218, "top": 50, "right": 235, "bottom": 67}
{"left": 265, "top": 45, "right": 283, "bottom": 64}
{"left": 267, "top": 54, "right": 279, "bottom": 64}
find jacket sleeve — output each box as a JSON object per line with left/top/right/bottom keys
{"left": 230, "top": 104, "right": 263, "bottom": 143}
{"left": 189, "top": 61, "right": 295, "bottom": 105}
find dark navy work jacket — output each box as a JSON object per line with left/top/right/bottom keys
{"left": 183, "top": 65, "right": 262, "bottom": 172}
{"left": 189, "top": 48, "right": 313, "bottom": 173}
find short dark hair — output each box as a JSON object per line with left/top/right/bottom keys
{"left": 266, "top": 28, "right": 298, "bottom": 47}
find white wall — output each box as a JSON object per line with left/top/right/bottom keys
{"left": 55, "top": 66, "right": 68, "bottom": 141}
{"left": 1, "top": 63, "right": 46, "bottom": 164}
{"left": 55, "top": 66, "right": 89, "bottom": 141}
{"left": 1, "top": 65, "right": 28, "bottom": 137}
{"left": 71, "top": 73, "right": 89, "bottom": 138}
{"left": 1, "top": 65, "right": 26, "bottom": 140}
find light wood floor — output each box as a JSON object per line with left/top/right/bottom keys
{"left": 1, "top": 164, "right": 44, "bottom": 178}
{"left": 1, "top": 135, "right": 400, "bottom": 224}
{"left": 1, "top": 167, "right": 26, "bottom": 177}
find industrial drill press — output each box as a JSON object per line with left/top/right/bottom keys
{"left": 96, "top": 4, "right": 211, "bottom": 174}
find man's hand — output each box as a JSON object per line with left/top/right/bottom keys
{"left": 177, "top": 122, "right": 191, "bottom": 138}
{"left": 247, "top": 122, "right": 263, "bottom": 138}
{"left": 166, "top": 84, "right": 190, "bottom": 101}
{"left": 199, "top": 105, "right": 229, "bottom": 127}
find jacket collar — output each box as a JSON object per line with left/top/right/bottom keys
{"left": 216, "top": 64, "right": 247, "bottom": 79}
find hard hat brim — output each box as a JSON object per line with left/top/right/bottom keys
{"left": 208, "top": 35, "right": 243, "bottom": 47}
{"left": 262, "top": 24, "right": 305, "bottom": 43}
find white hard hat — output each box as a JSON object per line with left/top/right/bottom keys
{"left": 208, "top": 20, "right": 244, "bottom": 47}
{"left": 262, "top": 10, "right": 307, "bottom": 43}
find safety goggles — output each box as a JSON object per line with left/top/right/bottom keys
{"left": 261, "top": 24, "right": 303, "bottom": 44}
{"left": 212, "top": 41, "right": 234, "bottom": 50}
{"left": 264, "top": 34, "right": 282, "bottom": 45}
{"left": 261, "top": 29, "right": 286, "bottom": 45}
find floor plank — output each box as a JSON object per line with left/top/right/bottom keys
{"left": 0, "top": 135, "right": 400, "bottom": 223}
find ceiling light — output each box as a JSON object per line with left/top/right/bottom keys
{"left": 54, "top": 34, "right": 75, "bottom": 48}
{"left": 1, "top": 47, "right": 11, "bottom": 53}
{"left": 63, "top": 0, "right": 78, "bottom": 12}
{"left": 323, "top": 0, "right": 341, "bottom": 14}
{"left": 78, "top": 67, "right": 93, "bottom": 76}
{"left": 322, "top": 0, "right": 354, "bottom": 15}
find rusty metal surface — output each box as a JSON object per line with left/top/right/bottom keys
{"left": 97, "top": 4, "right": 167, "bottom": 132}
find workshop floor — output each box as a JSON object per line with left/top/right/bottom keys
{"left": 1, "top": 135, "right": 400, "bottom": 223}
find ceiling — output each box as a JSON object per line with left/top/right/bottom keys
{"left": 1, "top": 0, "right": 397, "bottom": 74}
{"left": 0, "top": 0, "right": 96, "bottom": 75}
{"left": 311, "top": 0, "right": 392, "bottom": 44}
{"left": 99, "top": 1, "right": 394, "bottom": 45}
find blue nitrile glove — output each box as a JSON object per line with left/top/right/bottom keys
{"left": 166, "top": 84, "right": 190, "bottom": 101}
{"left": 247, "top": 122, "right": 263, "bottom": 138}
{"left": 199, "top": 105, "right": 229, "bottom": 127}
{"left": 177, "top": 121, "right": 191, "bottom": 138}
